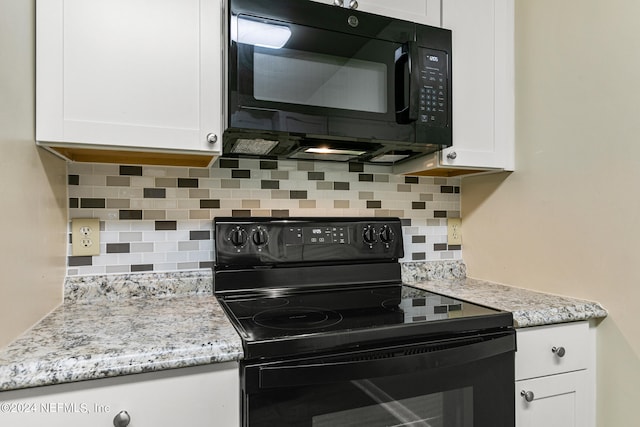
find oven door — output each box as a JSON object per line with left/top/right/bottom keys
{"left": 242, "top": 331, "right": 515, "bottom": 427}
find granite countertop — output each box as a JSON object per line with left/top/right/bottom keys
{"left": 0, "top": 271, "right": 242, "bottom": 392}
{"left": 402, "top": 261, "right": 608, "bottom": 328}
{"left": 0, "top": 262, "right": 608, "bottom": 393}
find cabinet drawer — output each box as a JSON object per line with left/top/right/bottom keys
{"left": 515, "top": 321, "right": 589, "bottom": 380}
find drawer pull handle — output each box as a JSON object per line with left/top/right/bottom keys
{"left": 520, "top": 390, "right": 535, "bottom": 402}
{"left": 552, "top": 346, "right": 566, "bottom": 357}
{"left": 113, "top": 410, "right": 131, "bottom": 427}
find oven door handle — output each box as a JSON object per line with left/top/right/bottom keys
{"left": 258, "top": 333, "right": 515, "bottom": 390}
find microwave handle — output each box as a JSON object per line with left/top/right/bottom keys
{"left": 394, "top": 42, "right": 418, "bottom": 124}
{"left": 258, "top": 333, "right": 515, "bottom": 390}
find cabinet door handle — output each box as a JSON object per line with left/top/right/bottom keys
{"left": 207, "top": 133, "right": 218, "bottom": 144}
{"left": 520, "top": 390, "right": 535, "bottom": 402}
{"left": 113, "top": 410, "right": 131, "bottom": 427}
{"left": 552, "top": 346, "right": 566, "bottom": 357}
{"left": 446, "top": 151, "right": 457, "bottom": 160}
{"left": 349, "top": 0, "right": 359, "bottom": 9}
{"left": 334, "top": 0, "right": 344, "bottom": 6}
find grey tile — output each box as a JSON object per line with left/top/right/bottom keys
{"left": 69, "top": 198, "right": 78, "bottom": 209}
{"left": 178, "top": 178, "right": 199, "bottom": 188}
{"left": 120, "top": 165, "right": 143, "bottom": 176}
{"left": 144, "top": 188, "right": 166, "bottom": 198}
{"left": 131, "top": 264, "right": 153, "bottom": 272}
{"left": 333, "top": 182, "right": 350, "bottom": 190}
{"left": 106, "top": 199, "right": 130, "bottom": 209}
{"left": 68, "top": 256, "right": 92, "bottom": 267}
{"left": 272, "top": 210, "right": 290, "bottom": 217}
{"left": 316, "top": 181, "right": 333, "bottom": 190}
{"left": 189, "top": 230, "right": 211, "bottom": 240}
{"left": 412, "top": 202, "right": 426, "bottom": 210}
{"left": 359, "top": 191, "right": 374, "bottom": 200}
{"left": 107, "top": 243, "right": 130, "bottom": 254}
{"left": 412, "top": 235, "right": 426, "bottom": 243}
{"left": 189, "top": 189, "right": 210, "bottom": 199}
{"left": 189, "top": 168, "right": 210, "bottom": 178}
{"left": 68, "top": 175, "right": 79, "bottom": 185}
{"left": 367, "top": 200, "right": 382, "bottom": 209}
{"left": 232, "top": 169, "right": 251, "bottom": 179}
{"left": 397, "top": 184, "right": 412, "bottom": 192}
{"left": 219, "top": 158, "right": 239, "bottom": 168}
{"left": 199, "top": 261, "right": 215, "bottom": 269}
{"left": 143, "top": 210, "right": 166, "bottom": 220}
{"left": 155, "top": 177, "right": 177, "bottom": 188}
{"left": 179, "top": 241, "right": 199, "bottom": 251}
{"left": 448, "top": 244, "right": 462, "bottom": 250}
{"left": 297, "top": 161, "right": 314, "bottom": 171}
{"left": 200, "top": 199, "right": 221, "bottom": 208}
{"left": 405, "top": 176, "right": 419, "bottom": 184}
{"left": 261, "top": 180, "right": 279, "bottom": 189}
{"left": 420, "top": 193, "right": 434, "bottom": 202}
{"left": 119, "top": 210, "right": 143, "bottom": 220}
{"left": 441, "top": 186, "right": 455, "bottom": 193}
{"left": 80, "top": 198, "right": 106, "bottom": 208}
{"left": 349, "top": 163, "right": 364, "bottom": 172}
{"left": 290, "top": 190, "right": 308, "bottom": 199}
{"left": 232, "top": 210, "right": 252, "bottom": 217}
{"left": 434, "top": 243, "right": 448, "bottom": 251}
{"left": 359, "top": 174, "right": 374, "bottom": 182}
{"left": 271, "top": 171, "right": 289, "bottom": 180}
{"left": 308, "top": 172, "right": 325, "bottom": 181}
{"left": 412, "top": 253, "right": 426, "bottom": 261}
{"left": 373, "top": 174, "right": 389, "bottom": 183}
{"left": 221, "top": 179, "right": 241, "bottom": 188}
{"left": 107, "top": 176, "right": 131, "bottom": 186}
{"left": 260, "top": 160, "right": 278, "bottom": 170}
{"left": 434, "top": 211, "right": 447, "bottom": 218}
{"left": 155, "top": 221, "right": 177, "bottom": 231}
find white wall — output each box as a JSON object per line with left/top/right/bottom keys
{"left": 0, "top": 0, "right": 67, "bottom": 348}
{"left": 462, "top": 1, "right": 640, "bottom": 425}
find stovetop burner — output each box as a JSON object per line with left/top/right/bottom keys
{"left": 253, "top": 307, "right": 343, "bottom": 330}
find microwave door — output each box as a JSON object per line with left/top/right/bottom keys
{"left": 229, "top": 17, "right": 410, "bottom": 140}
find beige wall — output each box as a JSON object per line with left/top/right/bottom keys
{"left": 0, "top": 0, "right": 67, "bottom": 348}
{"left": 462, "top": 0, "right": 640, "bottom": 425}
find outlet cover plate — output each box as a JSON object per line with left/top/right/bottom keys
{"left": 72, "top": 218, "right": 100, "bottom": 256}
{"left": 447, "top": 218, "right": 462, "bottom": 245}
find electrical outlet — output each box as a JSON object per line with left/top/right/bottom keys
{"left": 447, "top": 218, "right": 462, "bottom": 245}
{"left": 72, "top": 218, "right": 100, "bottom": 256}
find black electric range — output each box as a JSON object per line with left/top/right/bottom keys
{"left": 213, "top": 217, "right": 513, "bottom": 360}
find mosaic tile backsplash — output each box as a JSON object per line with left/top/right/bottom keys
{"left": 67, "top": 158, "right": 461, "bottom": 276}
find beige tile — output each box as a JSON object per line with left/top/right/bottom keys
{"left": 334, "top": 200, "right": 350, "bottom": 208}
{"left": 242, "top": 199, "right": 261, "bottom": 208}
{"left": 143, "top": 210, "right": 166, "bottom": 220}
{"left": 189, "top": 210, "right": 212, "bottom": 220}
{"left": 299, "top": 200, "right": 316, "bottom": 209}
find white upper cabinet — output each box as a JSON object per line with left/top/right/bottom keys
{"left": 309, "top": 0, "right": 441, "bottom": 27}
{"left": 36, "top": 0, "right": 222, "bottom": 167}
{"left": 394, "top": 0, "right": 515, "bottom": 177}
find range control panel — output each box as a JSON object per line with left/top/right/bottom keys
{"left": 214, "top": 217, "right": 404, "bottom": 267}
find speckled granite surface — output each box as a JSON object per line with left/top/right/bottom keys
{"left": 403, "top": 273, "right": 608, "bottom": 328}
{"left": 0, "top": 263, "right": 609, "bottom": 392}
{"left": 0, "top": 270, "right": 243, "bottom": 392}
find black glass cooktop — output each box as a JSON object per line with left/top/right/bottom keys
{"left": 218, "top": 284, "right": 513, "bottom": 359}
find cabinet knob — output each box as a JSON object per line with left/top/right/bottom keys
{"left": 520, "top": 390, "right": 535, "bottom": 402}
{"left": 333, "top": 0, "right": 344, "bottom": 6}
{"left": 113, "top": 410, "right": 131, "bottom": 427}
{"left": 446, "top": 151, "right": 457, "bottom": 160}
{"left": 349, "top": 0, "right": 359, "bottom": 9}
{"left": 552, "top": 346, "right": 566, "bottom": 357}
{"left": 207, "top": 133, "right": 218, "bottom": 144}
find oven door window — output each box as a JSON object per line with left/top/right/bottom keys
{"left": 231, "top": 15, "right": 398, "bottom": 121}
{"left": 243, "top": 336, "right": 515, "bottom": 427}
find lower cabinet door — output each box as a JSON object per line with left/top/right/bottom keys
{"left": 515, "top": 370, "right": 589, "bottom": 427}
{"left": 0, "top": 363, "right": 239, "bottom": 427}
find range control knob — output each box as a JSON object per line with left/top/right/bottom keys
{"left": 252, "top": 227, "right": 269, "bottom": 247}
{"left": 228, "top": 226, "right": 248, "bottom": 248}
{"left": 363, "top": 225, "right": 378, "bottom": 245}
{"left": 379, "top": 225, "right": 394, "bottom": 244}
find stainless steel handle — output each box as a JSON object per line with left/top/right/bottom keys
{"left": 349, "top": 0, "right": 359, "bottom": 9}
{"left": 552, "top": 346, "right": 566, "bottom": 357}
{"left": 446, "top": 151, "right": 457, "bottom": 160}
{"left": 207, "top": 133, "right": 218, "bottom": 144}
{"left": 334, "top": 0, "right": 344, "bottom": 6}
{"left": 113, "top": 410, "right": 131, "bottom": 427}
{"left": 520, "top": 390, "right": 535, "bottom": 402}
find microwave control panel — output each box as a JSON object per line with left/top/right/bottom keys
{"left": 419, "top": 48, "right": 449, "bottom": 127}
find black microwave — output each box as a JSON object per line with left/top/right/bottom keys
{"left": 223, "top": 0, "right": 452, "bottom": 164}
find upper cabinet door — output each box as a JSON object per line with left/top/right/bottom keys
{"left": 393, "top": 0, "right": 514, "bottom": 176}
{"left": 440, "top": 0, "right": 514, "bottom": 170}
{"left": 308, "top": 0, "right": 441, "bottom": 27}
{"left": 36, "top": 0, "right": 222, "bottom": 165}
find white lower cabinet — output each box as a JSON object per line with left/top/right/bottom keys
{"left": 515, "top": 322, "right": 595, "bottom": 427}
{"left": 0, "top": 363, "right": 239, "bottom": 427}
